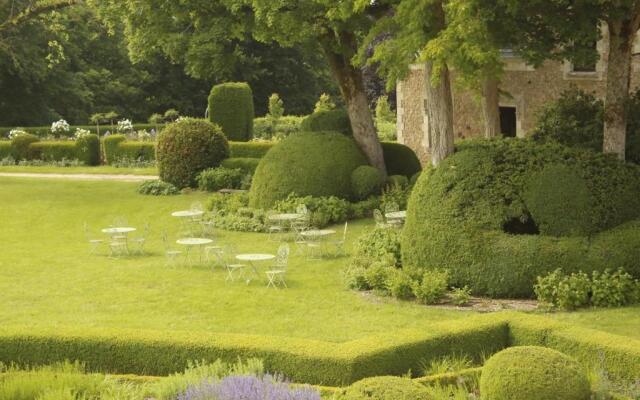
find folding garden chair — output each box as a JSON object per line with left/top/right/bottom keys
{"left": 161, "top": 231, "right": 183, "bottom": 267}
{"left": 130, "top": 223, "right": 150, "bottom": 255}
{"left": 83, "top": 222, "right": 104, "bottom": 255}
{"left": 200, "top": 211, "right": 216, "bottom": 237}
{"left": 266, "top": 244, "right": 290, "bottom": 288}
{"left": 266, "top": 210, "right": 285, "bottom": 242}
{"left": 217, "top": 244, "right": 247, "bottom": 282}
{"left": 330, "top": 221, "right": 348, "bottom": 256}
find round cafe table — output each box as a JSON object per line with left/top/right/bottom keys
{"left": 385, "top": 211, "right": 407, "bottom": 220}
{"left": 236, "top": 253, "right": 276, "bottom": 283}
{"left": 176, "top": 237, "right": 213, "bottom": 264}
{"left": 101, "top": 227, "right": 136, "bottom": 235}
{"left": 301, "top": 229, "right": 335, "bottom": 258}
{"left": 171, "top": 210, "right": 204, "bottom": 218}
{"left": 102, "top": 227, "right": 136, "bottom": 255}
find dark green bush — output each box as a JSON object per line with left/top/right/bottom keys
{"left": 381, "top": 142, "right": 422, "bottom": 177}
{"left": 221, "top": 157, "right": 260, "bottom": 174}
{"left": 29, "top": 142, "right": 76, "bottom": 161}
{"left": 197, "top": 168, "right": 244, "bottom": 192}
{"left": 532, "top": 88, "right": 640, "bottom": 164}
{"left": 208, "top": 82, "right": 254, "bottom": 142}
{"left": 351, "top": 166, "right": 384, "bottom": 200}
{"left": 385, "top": 175, "right": 409, "bottom": 188}
{"left": 11, "top": 133, "right": 39, "bottom": 160}
{"left": 353, "top": 227, "right": 402, "bottom": 268}
{"left": 381, "top": 183, "right": 411, "bottom": 211}
{"left": 409, "top": 171, "right": 421, "bottom": 186}
{"left": 116, "top": 142, "right": 155, "bottom": 162}
{"left": 480, "top": 346, "right": 591, "bottom": 400}
{"left": 137, "top": 180, "right": 180, "bottom": 196}
{"left": 402, "top": 139, "right": 640, "bottom": 298}
{"left": 389, "top": 270, "right": 415, "bottom": 300}
{"left": 524, "top": 164, "right": 594, "bottom": 237}
{"left": 413, "top": 270, "right": 449, "bottom": 305}
{"left": 249, "top": 132, "right": 368, "bottom": 208}
{"left": 590, "top": 269, "right": 640, "bottom": 308}
{"left": 273, "top": 194, "right": 351, "bottom": 228}
{"left": 229, "top": 141, "right": 273, "bottom": 158}
{"left": 0, "top": 141, "right": 11, "bottom": 159}
{"left": 75, "top": 134, "right": 100, "bottom": 166}
{"left": 156, "top": 118, "right": 230, "bottom": 189}
{"left": 340, "top": 376, "right": 429, "bottom": 400}
{"left": 253, "top": 115, "right": 304, "bottom": 140}
{"left": 301, "top": 109, "right": 352, "bottom": 136}
{"left": 102, "top": 135, "right": 127, "bottom": 164}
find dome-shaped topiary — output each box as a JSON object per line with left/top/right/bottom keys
{"left": 381, "top": 142, "right": 422, "bottom": 178}
{"left": 208, "top": 82, "right": 254, "bottom": 142}
{"left": 301, "top": 109, "right": 353, "bottom": 136}
{"left": 351, "top": 165, "right": 384, "bottom": 200}
{"left": 402, "top": 139, "right": 640, "bottom": 298}
{"left": 341, "top": 376, "right": 429, "bottom": 400}
{"left": 249, "top": 131, "right": 368, "bottom": 209}
{"left": 156, "top": 118, "right": 229, "bottom": 189}
{"left": 480, "top": 346, "right": 591, "bottom": 400}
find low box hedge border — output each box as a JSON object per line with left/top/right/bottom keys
{"left": 0, "top": 141, "right": 12, "bottom": 159}
{"left": 0, "top": 124, "right": 164, "bottom": 138}
{"left": 0, "top": 314, "right": 637, "bottom": 388}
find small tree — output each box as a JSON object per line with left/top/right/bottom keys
{"left": 164, "top": 109, "right": 180, "bottom": 122}
{"left": 267, "top": 93, "right": 284, "bottom": 134}
{"left": 314, "top": 93, "right": 336, "bottom": 114}
{"left": 90, "top": 113, "right": 108, "bottom": 136}
{"left": 375, "top": 96, "right": 395, "bottom": 124}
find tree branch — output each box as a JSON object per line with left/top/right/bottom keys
{"left": 0, "top": 0, "right": 80, "bottom": 34}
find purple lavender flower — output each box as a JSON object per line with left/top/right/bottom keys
{"left": 177, "top": 374, "right": 321, "bottom": 400}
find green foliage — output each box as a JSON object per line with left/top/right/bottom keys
{"left": 376, "top": 121, "right": 397, "bottom": 142}
{"left": 402, "top": 139, "right": 640, "bottom": 298}
{"left": 339, "top": 376, "right": 429, "bottom": 400}
{"left": 137, "top": 180, "right": 179, "bottom": 196}
{"left": 353, "top": 228, "right": 402, "bottom": 268}
{"left": 208, "top": 82, "right": 255, "bottom": 142}
{"left": 75, "top": 134, "right": 101, "bottom": 166}
{"left": 385, "top": 175, "right": 409, "bottom": 189}
{"left": 102, "top": 135, "right": 127, "bottom": 164}
{"left": 253, "top": 116, "right": 304, "bottom": 140}
{"left": 273, "top": 194, "right": 352, "bottom": 228}
{"left": 156, "top": 118, "right": 229, "bottom": 189}
{"left": 29, "top": 142, "right": 78, "bottom": 162}
{"left": 413, "top": 270, "right": 449, "bottom": 305}
{"left": 381, "top": 184, "right": 411, "bottom": 212}
{"left": 450, "top": 286, "right": 472, "bottom": 307}
{"left": 388, "top": 270, "right": 416, "bottom": 300}
{"left": 197, "top": 168, "right": 245, "bottom": 192}
{"left": 0, "top": 141, "right": 12, "bottom": 159}
{"left": 351, "top": 166, "right": 384, "bottom": 200}
{"left": 480, "top": 346, "right": 591, "bottom": 400}
{"left": 365, "top": 263, "right": 396, "bottom": 293}
{"left": 102, "top": 137, "right": 156, "bottom": 165}
{"left": 301, "top": 109, "right": 352, "bottom": 136}
{"left": 221, "top": 158, "right": 261, "bottom": 175}
{"left": 314, "top": 93, "right": 336, "bottom": 114}
{"left": 249, "top": 132, "right": 368, "bottom": 208}
{"left": 524, "top": 164, "right": 594, "bottom": 237}
{"left": 266, "top": 93, "right": 285, "bottom": 135}
{"left": 229, "top": 142, "right": 274, "bottom": 158}
{"left": 591, "top": 269, "right": 640, "bottom": 308}
{"left": 381, "top": 142, "right": 422, "bottom": 178}
{"left": 420, "top": 355, "right": 473, "bottom": 376}
{"left": 532, "top": 88, "right": 640, "bottom": 164}
{"left": 11, "top": 133, "right": 39, "bottom": 160}
{"left": 0, "top": 124, "right": 163, "bottom": 139}
{"left": 375, "top": 96, "right": 395, "bottom": 124}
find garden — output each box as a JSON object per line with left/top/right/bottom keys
{"left": 3, "top": 1, "right": 640, "bottom": 399}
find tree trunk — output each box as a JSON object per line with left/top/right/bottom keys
{"left": 424, "top": 62, "right": 455, "bottom": 166}
{"left": 603, "top": 18, "right": 638, "bottom": 160}
{"left": 481, "top": 77, "right": 501, "bottom": 138}
{"left": 321, "top": 35, "right": 387, "bottom": 177}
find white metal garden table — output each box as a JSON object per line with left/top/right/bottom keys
{"left": 301, "top": 229, "right": 335, "bottom": 257}
{"left": 235, "top": 253, "right": 276, "bottom": 283}
{"left": 385, "top": 211, "right": 407, "bottom": 220}
{"left": 176, "top": 237, "right": 213, "bottom": 264}
{"left": 101, "top": 227, "right": 136, "bottom": 256}
{"left": 171, "top": 210, "right": 205, "bottom": 218}
{"left": 101, "top": 227, "right": 137, "bottom": 235}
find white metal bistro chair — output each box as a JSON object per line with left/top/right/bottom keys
{"left": 374, "top": 209, "right": 391, "bottom": 229}
{"left": 200, "top": 211, "right": 216, "bottom": 237}
{"left": 83, "top": 222, "right": 104, "bottom": 255}
{"left": 161, "top": 231, "right": 183, "bottom": 267}
{"left": 266, "top": 210, "right": 285, "bottom": 242}
{"left": 217, "top": 245, "right": 247, "bottom": 282}
{"left": 130, "top": 223, "right": 150, "bottom": 255}
{"left": 330, "top": 221, "right": 348, "bottom": 256}
{"left": 266, "top": 244, "right": 290, "bottom": 288}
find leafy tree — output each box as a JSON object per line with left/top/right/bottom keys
{"left": 267, "top": 93, "right": 284, "bottom": 132}
{"left": 314, "top": 93, "right": 337, "bottom": 114}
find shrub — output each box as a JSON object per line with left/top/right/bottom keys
{"left": 29, "top": 142, "right": 77, "bottom": 161}
{"left": 0, "top": 141, "right": 11, "bottom": 159}
{"left": 340, "top": 376, "right": 429, "bottom": 400}
{"left": 380, "top": 183, "right": 411, "bottom": 211}
{"left": 137, "top": 180, "right": 180, "bottom": 196}
{"left": 197, "top": 168, "right": 245, "bottom": 192}
{"left": 388, "top": 270, "right": 415, "bottom": 300}
{"left": 524, "top": 164, "right": 594, "bottom": 237}
{"left": 349, "top": 197, "right": 381, "bottom": 219}
{"left": 156, "top": 118, "right": 229, "bottom": 188}
{"left": 208, "top": 82, "right": 254, "bottom": 141}
{"left": 116, "top": 142, "right": 156, "bottom": 162}
{"left": 450, "top": 286, "right": 472, "bottom": 306}
{"left": 353, "top": 227, "right": 402, "bottom": 267}
{"left": 344, "top": 267, "right": 371, "bottom": 291}
{"left": 253, "top": 115, "right": 305, "bottom": 140}
{"left": 313, "top": 93, "right": 336, "bottom": 113}
{"left": 229, "top": 142, "right": 274, "bottom": 158}
{"left": 221, "top": 158, "right": 261, "bottom": 175}
{"left": 249, "top": 132, "right": 368, "bottom": 208}
{"left": 351, "top": 166, "right": 384, "bottom": 200}
{"left": 11, "top": 133, "right": 39, "bottom": 160}
{"left": 75, "top": 134, "right": 100, "bottom": 165}
{"left": 300, "top": 109, "right": 352, "bottom": 136}
{"left": 376, "top": 121, "right": 397, "bottom": 141}
{"left": 591, "top": 269, "right": 640, "bottom": 308}
{"left": 102, "top": 135, "right": 127, "bottom": 164}
{"left": 273, "top": 194, "right": 351, "bottom": 228}
{"left": 409, "top": 172, "right": 421, "bottom": 186}
{"left": 402, "top": 138, "right": 640, "bottom": 298}
{"left": 385, "top": 175, "right": 409, "bottom": 189}
{"left": 178, "top": 374, "right": 321, "bottom": 400}
{"left": 413, "top": 270, "right": 449, "bottom": 305}
{"left": 480, "top": 346, "right": 591, "bottom": 400}
{"left": 534, "top": 269, "right": 590, "bottom": 310}
{"left": 381, "top": 142, "right": 422, "bottom": 178}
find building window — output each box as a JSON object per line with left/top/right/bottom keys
{"left": 571, "top": 42, "right": 598, "bottom": 73}
{"left": 500, "top": 107, "right": 517, "bottom": 138}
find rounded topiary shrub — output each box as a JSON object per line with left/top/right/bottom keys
{"left": 208, "top": 82, "right": 254, "bottom": 142}
{"left": 402, "top": 139, "right": 640, "bottom": 298}
{"left": 301, "top": 109, "right": 352, "bottom": 136}
{"left": 249, "top": 131, "right": 368, "bottom": 209}
{"left": 11, "top": 133, "right": 39, "bottom": 160}
{"left": 524, "top": 164, "right": 594, "bottom": 237}
{"left": 156, "top": 118, "right": 230, "bottom": 189}
{"left": 480, "top": 346, "right": 590, "bottom": 400}
{"left": 341, "top": 376, "right": 429, "bottom": 400}
{"left": 351, "top": 165, "right": 384, "bottom": 200}
{"left": 381, "top": 142, "right": 422, "bottom": 177}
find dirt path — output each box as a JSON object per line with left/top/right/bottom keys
{"left": 0, "top": 172, "right": 158, "bottom": 182}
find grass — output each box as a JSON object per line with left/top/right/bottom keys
{"left": 0, "top": 177, "right": 468, "bottom": 342}
{"left": 0, "top": 165, "right": 157, "bottom": 175}
{"left": 549, "top": 307, "right": 640, "bottom": 339}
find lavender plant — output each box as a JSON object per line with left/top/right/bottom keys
{"left": 177, "top": 374, "right": 321, "bottom": 400}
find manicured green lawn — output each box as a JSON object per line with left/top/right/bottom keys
{"left": 0, "top": 177, "right": 469, "bottom": 342}
{"left": 0, "top": 165, "right": 157, "bottom": 175}
{"left": 550, "top": 307, "right": 640, "bottom": 339}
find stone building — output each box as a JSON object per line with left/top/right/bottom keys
{"left": 396, "top": 29, "right": 640, "bottom": 164}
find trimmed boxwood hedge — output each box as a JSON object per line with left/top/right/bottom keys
{"left": 208, "top": 82, "right": 254, "bottom": 142}
{"left": 381, "top": 142, "right": 422, "bottom": 178}
{"left": 102, "top": 135, "right": 127, "bottom": 164}
{"left": 229, "top": 142, "right": 273, "bottom": 158}
{"left": 340, "top": 376, "right": 429, "bottom": 399}
{"left": 301, "top": 109, "right": 352, "bottom": 136}
{"left": 221, "top": 157, "right": 261, "bottom": 174}
{"left": 29, "top": 142, "right": 77, "bottom": 161}
{"left": 0, "top": 141, "right": 11, "bottom": 159}
{"left": 249, "top": 131, "right": 369, "bottom": 208}
{"left": 102, "top": 135, "right": 155, "bottom": 164}
{"left": 402, "top": 139, "right": 640, "bottom": 298}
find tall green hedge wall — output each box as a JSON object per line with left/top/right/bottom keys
{"left": 208, "top": 82, "right": 254, "bottom": 142}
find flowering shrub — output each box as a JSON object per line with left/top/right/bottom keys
{"left": 51, "top": 119, "right": 70, "bottom": 136}
{"left": 117, "top": 119, "right": 134, "bottom": 133}
{"left": 136, "top": 129, "right": 153, "bottom": 141}
{"left": 8, "top": 128, "right": 28, "bottom": 139}
{"left": 177, "top": 374, "right": 320, "bottom": 400}
{"left": 74, "top": 128, "right": 91, "bottom": 140}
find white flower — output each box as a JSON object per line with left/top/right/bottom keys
{"left": 117, "top": 119, "right": 133, "bottom": 133}
{"left": 8, "top": 128, "right": 27, "bottom": 139}
{"left": 136, "top": 129, "right": 152, "bottom": 141}
{"left": 51, "top": 119, "right": 70, "bottom": 134}
{"left": 74, "top": 128, "right": 91, "bottom": 139}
